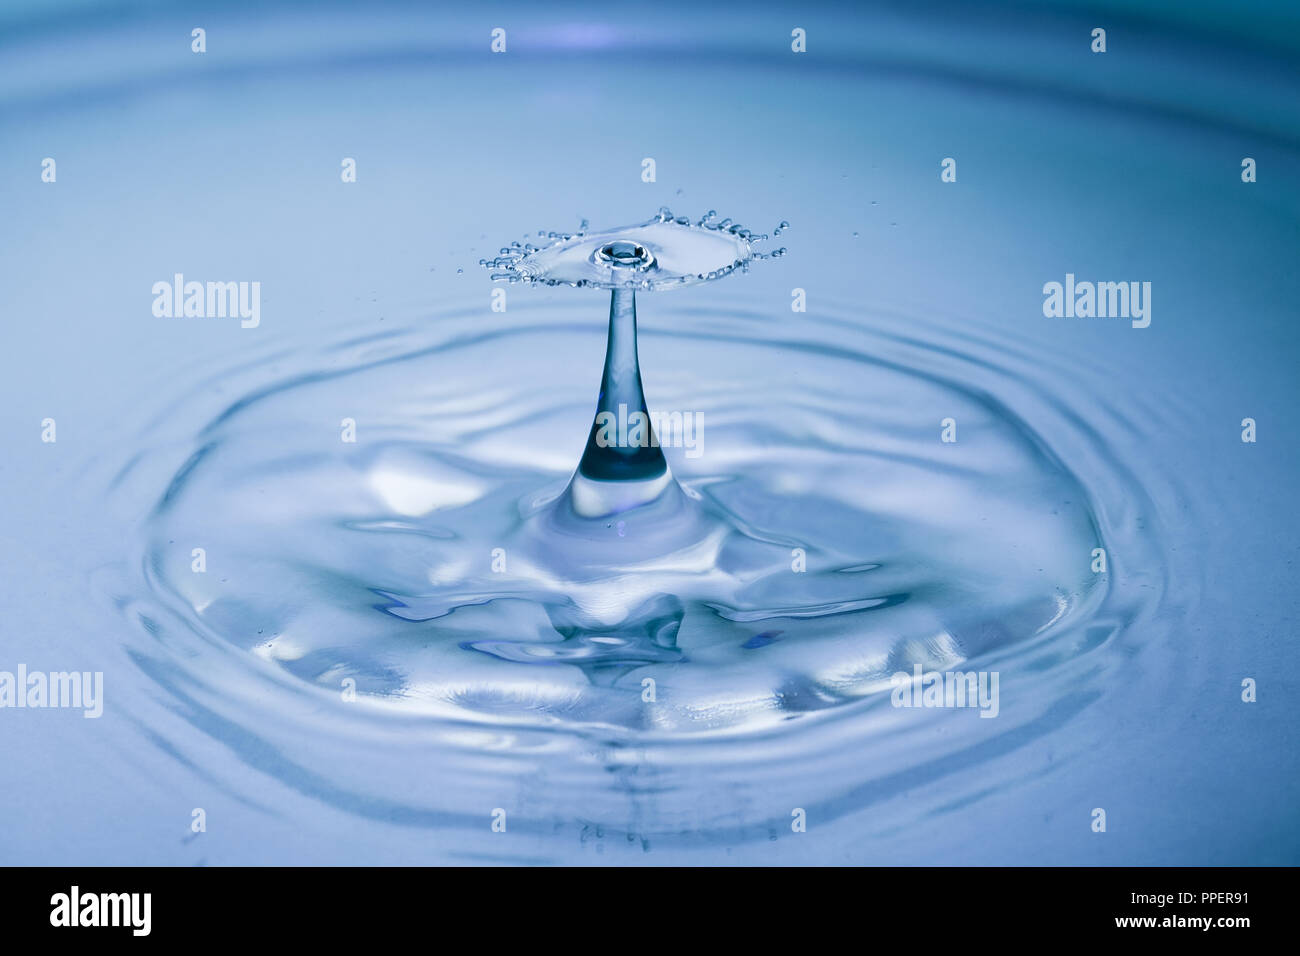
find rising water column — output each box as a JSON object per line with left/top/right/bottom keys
{"left": 569, "top": 242, "right": 672, "bottom": 517}
{"left": 483, "top": 209, "right": 782, "bottom": 519}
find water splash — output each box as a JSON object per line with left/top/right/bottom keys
{"left": 125, "top": 301, "right": 1114, "bottom": 732}
{"left": 99, "top": 201, "right": 1126, "bottom": 738}
{"left": 483, "top": 210, "right": 770, "bottom": 525}
{"left": 480, "top": 207, "right": 786, "bottom": 289}
{"left": 483, "top": 209, "right": 787, "bottom": 518}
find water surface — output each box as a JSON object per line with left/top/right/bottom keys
{"left": 1, "top": 0, "right": 1297, "bottom": 865}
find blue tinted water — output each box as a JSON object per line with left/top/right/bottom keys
{"left": 0, "top": 0, "right": 1297, "bottom": 864}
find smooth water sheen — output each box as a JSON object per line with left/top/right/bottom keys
{"left": 1, "top": 1, "right": 1297, "bottom": 865}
